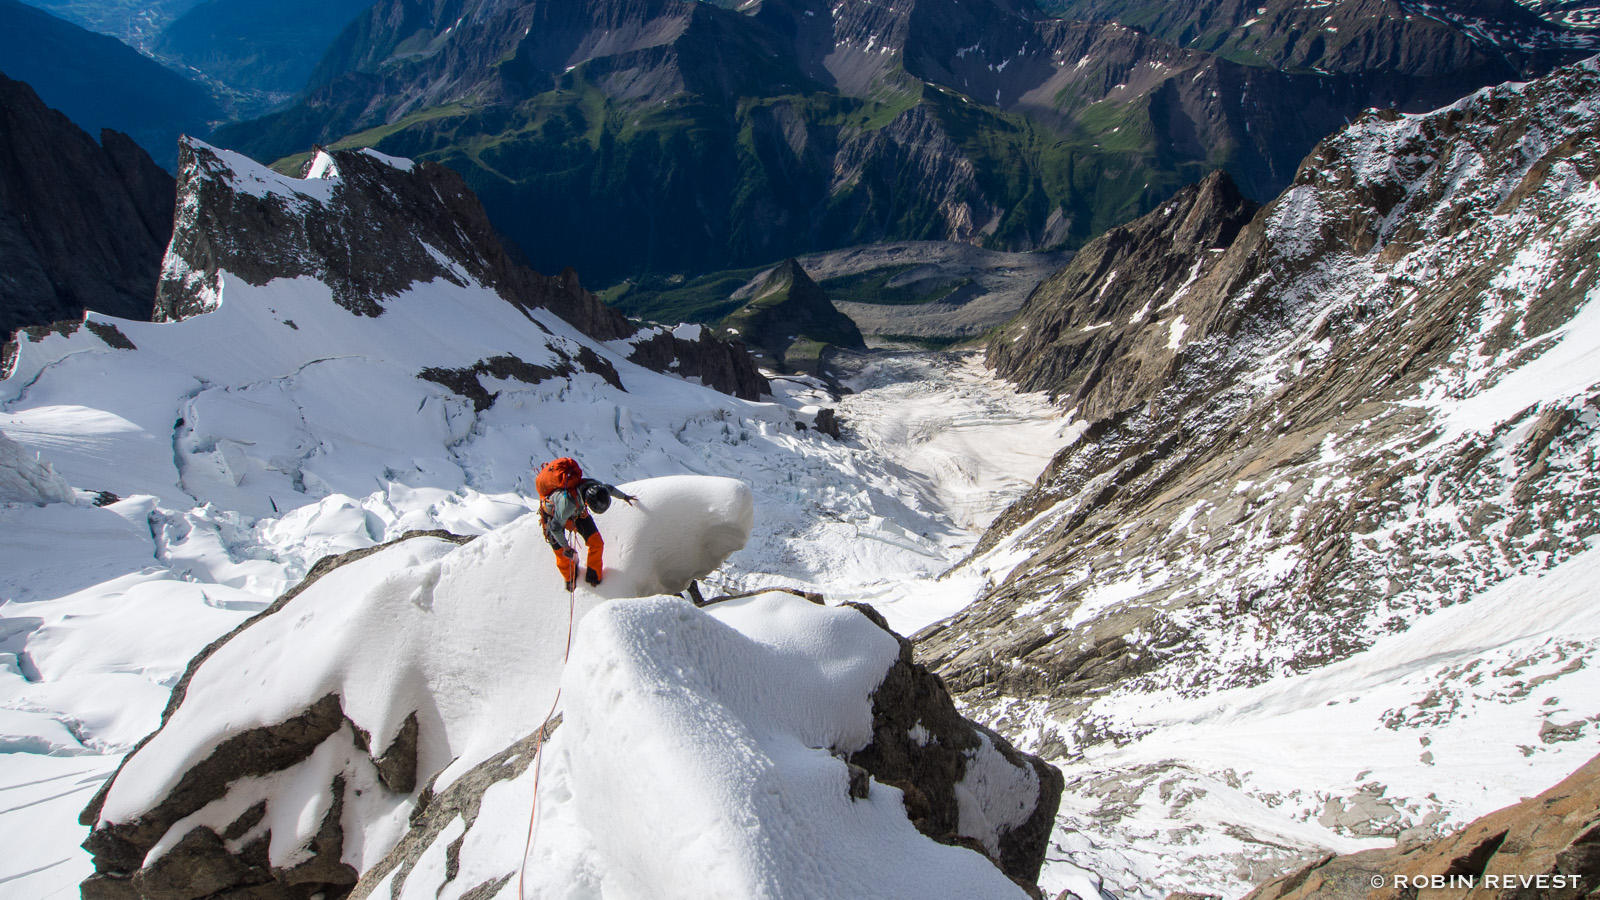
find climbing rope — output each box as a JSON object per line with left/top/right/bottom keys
{"left": 516, "top": 530, "right": 581, "bottom": 900}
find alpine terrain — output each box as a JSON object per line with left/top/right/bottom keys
{"left": 919, "top": 54, "right": 1600, "bottom": 897}
{"left": 3, "top": 4, "right": 1600, "bottom": 900}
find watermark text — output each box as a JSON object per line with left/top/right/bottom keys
{"left": 1371, "top": 873, "right": 1584, "bottom": 890}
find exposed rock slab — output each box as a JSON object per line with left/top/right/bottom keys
{"left": 80, "top": 531, "right": 475, "bottom": 900}
{"left": 846, "top": 602, "right": 1064, "bottom": 888}
{"left": 1240, "top": 751, "right": 1600, "bottom": 900}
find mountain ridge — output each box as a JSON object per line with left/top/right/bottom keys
{"left": 907, "top": 53, "right": 1600, "bottom": 893}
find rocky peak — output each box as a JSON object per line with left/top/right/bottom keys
{"left": 0, "top": 72, "right": 174, "bottom": 339}
{"left": 985, "top": 169, "right": 1260, "bottom": 420}
{"left": 153, "top": 137, "right": 778, "bottom": 399}
{"left": 156, "top": 139, "right": 630, "bottom": 342}
{"left": 722, "top": 258, "right": 867, "bottom": 374}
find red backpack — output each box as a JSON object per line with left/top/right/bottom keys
{"left": 536, "top": 457, "right": 583, "bottom": 514}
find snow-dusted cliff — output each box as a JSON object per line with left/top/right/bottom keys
{"left": 933, "top": 56, "right": 1600, "bottom": 896}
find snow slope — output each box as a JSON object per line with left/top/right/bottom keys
{"left": 82, "top": 471, "right": 1056, "bottom": 900}
{"left": 85, "top": 477, "right": 750, "bottom": 888}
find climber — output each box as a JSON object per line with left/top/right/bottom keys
{"left": 535, "top": 457, "right": 637, "bottom": 590}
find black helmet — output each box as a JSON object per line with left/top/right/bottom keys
{"left": 582, "top": 481, "right": 611, "bottom": 514}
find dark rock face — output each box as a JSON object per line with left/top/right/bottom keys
{"left": 625, "top": 328, "right": 770, "bottom": 401}
{"left": 721, "top": 258, "right": 865, "bottom": 375}
{"left": 79, "top": 532, "right": 475, "bottom": 900}
{"left": 82, "top": 694, "right": 369, "bottom": 900}
{"left": 987, "top": 170, "right": 1261, "bottom": 420}
{"left": 1240, "top": 752, "right": 1600, "bottom": 900}
{"left": 846, "top": 602, "right": 1064, "bottom": 890}
{"left": 922, "top": 58, "right": 1600, "bottom": 748}
{"left": 0, "top": 73, "right": 173, "bottom": 339}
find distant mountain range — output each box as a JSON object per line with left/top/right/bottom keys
{"left": 0, "top": 0, "right": 219, "bottom": 166}
{"left": 205, "top": 0, "right": 1599, "bottom": 289}
{"left": 15, "top": 0, "right": 200, "bottom": 49}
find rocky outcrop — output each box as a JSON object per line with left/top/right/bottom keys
{"left": 625, "top": 326, "right": 770, "bottom": 401}
{"left": 986, "top": 169, "right": 1260, "bottom": 419}
{"left": 156, "top": 139, "right": 631, "bottom": 339}
{"left": 0, "top": 72, "right": 173, "bottom": 339}
{"left": 923, "top": 57, "right": 1600, "bottom": 742}
{"left": 721, "top": 259, "right": 866, "bottom": 375}
{"left": 419, "top": 349, "right": 624, "bottom": 411}
{"left": 82, "top": 516, "right": 1058, "bottom": 900}
{"left": 337, "top": 601, "right": 1062, "bottom": 900}
{"left": 845, "top": 602, "right": 1063, "bottom": 890}
{"left": 347, "top": 717, "right": 561, "bottom": 900}
{"left": 1239, "top": 751, "right": 1600, "bottom": 900}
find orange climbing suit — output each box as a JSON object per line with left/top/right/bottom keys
{"left": 536, "top": 458, "right": 604, "bottom": 586}
{"left": 550, "top": 512, "right": 603, "bottom": 587}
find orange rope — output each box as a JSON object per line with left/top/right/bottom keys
{"left": 516, "top": 542, "right": 580, "bottom": 900}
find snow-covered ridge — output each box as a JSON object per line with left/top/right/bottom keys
{"left": 153, "top": 137, "right": 611, "bottom": 328}
{"left": 81, "top": 478, "right": 749, "bottom": 892}
{"left": 78, "top": 473, "right": 1064, "bottom": 900}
